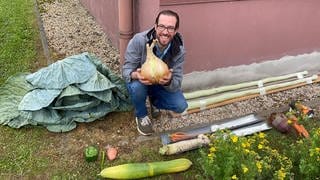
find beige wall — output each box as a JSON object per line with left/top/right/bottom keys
{"left": 81, "top": 0, "right": 320, "bottom": 74}
{"left": 160, "top": 0, "right": 320, "bottom": 73}
{"left": 80, "top": 0, "right": 119, "bottom": 47}
{"left": 133, "top": 0, "right": 160, "bottom": 31}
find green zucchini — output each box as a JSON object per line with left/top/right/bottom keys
{"left": 99, "top": 158, "right": 192, "bottom": 179}
{"left": 84, "top": 146, "right": 98, "bottom": 162}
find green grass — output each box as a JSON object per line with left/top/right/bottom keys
{"left": 0, "top": 0, "right": 49, "bottom": 178}
{"left": 0, "top": 126, "right": 49, "bottom": 177}
{"left": 0, "top": 0, "right": 319, "bottom": 179}
{"left": 0, "top": 0, "right": 40, "bottom": 84}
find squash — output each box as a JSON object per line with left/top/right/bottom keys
{"left": 84, "top": 146, "right": 99, "bottom": 162}
{"left": 99, "top": 158, "right": 192, "bottom": 179}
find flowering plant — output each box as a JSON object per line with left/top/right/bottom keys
{"left": 198, "top": 130, "right": 292, "bottom": 180}
{"left": 297, "top": 128, "right": 320, "bottom": 178}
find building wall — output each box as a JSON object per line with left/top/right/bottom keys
{"left": 159, "top": 0, "right": 320, "bottom": 73}
{"left": 133, "top": 0, "right": 160, "bottom": 31}
{"left": 80, "top": 0, "right": 119, "bottom": 47}
{"left": 81, "top": 0, "right": 320, "bottom": 74}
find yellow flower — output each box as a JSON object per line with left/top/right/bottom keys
{"left": 277, "top": 168, "right": 286, "bottom": 180}
{"left": 258, "top": 132, "right": 265, "bottom": 138}
{"left": 207, "top": 153, "right": 214, "bottom": 161}
{"left": 241, "top": 141, "right": 250, "bottom": 148}
{"left": 242, "top": 166, "right": 249, "bottom": 173}
{"left": 287, "top": 119, "right": 292, "bottom": 124}
{"left": 231, "top": 135, "right": 238, "bottom": 143}
{"left": 258, "top": 144, "right": 263, "bottom": 149}
{"left": 209, "top": 147, "right": 216, "bottom": 153}
{"left": 231, "top": 175, "right": 238, "bottom": 180}
{"left": 256, "top": 161, "right": 262, "bottom": 172}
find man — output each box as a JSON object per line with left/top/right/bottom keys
{"left": 122, "top": 10, "right": 188, "bottom": 136}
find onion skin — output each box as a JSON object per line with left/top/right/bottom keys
{"left": 140, "top": 39, "right": 169, "bottom": 84}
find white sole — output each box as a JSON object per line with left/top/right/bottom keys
{"left": 135, "top": 118, "right": 152, "bottom": 136}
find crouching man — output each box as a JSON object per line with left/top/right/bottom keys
{"left": 122, "top": 10, "right": 188, "bottom": 135}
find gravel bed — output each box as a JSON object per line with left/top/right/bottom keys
{"left": 38, "top": 0, "right": 320, "bottom": 133}
{"left": 154, "top": 84, "right": 320, "bottom": 132}
{"left": 38, "top": 0, "right": 121, "bottom": 74}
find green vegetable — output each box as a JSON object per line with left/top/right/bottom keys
{"left": 99, "top": 158, "right": 192, "bottom": 179}
{"left": 100, "top": 150, "right": 105, "bottom": 170}
{"left": 84, "top": 146, "right": 98, "bottom": 162}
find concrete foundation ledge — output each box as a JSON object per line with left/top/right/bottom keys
{"left": 182, "top": 51, "right": 320, "bottom": 92}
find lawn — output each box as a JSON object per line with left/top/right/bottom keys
{"left": 0, "top": 0, "right": 320, "bottom": 179}
{"left": 0, "top": 0, "right": 42, "bottom": 84}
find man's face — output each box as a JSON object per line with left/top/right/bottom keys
{"left": 155, "top": 14, "right": 177, "bottom": 47}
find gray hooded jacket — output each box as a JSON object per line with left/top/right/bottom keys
{"left": 122, "top": 28, "right": 186, "bottom": 92}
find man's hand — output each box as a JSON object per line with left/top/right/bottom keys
{"left": 132, "top": 68, "right": 172, "bottom": 85}
{"left": 158, "top": 69, "right": 173, "bottom": 85}
{"left": 132, "top": 68, "right": 152, "bottom": 85}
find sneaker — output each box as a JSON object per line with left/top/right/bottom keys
{"left": 150, "top": 104, "right": 161, "bottom": 118}
{"left": 135, "top": 116, "right": 154, "bottom": 136}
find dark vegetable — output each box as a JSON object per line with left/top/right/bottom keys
{"left": 84, "top": 146, "right": 99, "bottom": 162}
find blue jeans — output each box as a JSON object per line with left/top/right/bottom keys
{"left": 126, "top": 80, "right": 188, "bottom": 118}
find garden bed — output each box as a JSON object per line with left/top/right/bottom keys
{"left": 1, "top": 0, "right": 319, "bottom": 179}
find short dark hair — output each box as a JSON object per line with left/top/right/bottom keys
{"left": 155, "top": 10, "right": 180, "bottom": 30}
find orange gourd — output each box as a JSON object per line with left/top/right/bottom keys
{"left": 140, "top": 39, "right": 169, "bottom": 84}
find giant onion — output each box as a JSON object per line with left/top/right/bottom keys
{"left": 140, "top": 39, "right": 169, "bottom": 84}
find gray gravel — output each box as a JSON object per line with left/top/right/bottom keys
{"left": 39, "top": 0, "right": 121, "bottom": 74}
{"left": 38, "top": 0, "right": 320, "bottom": 133}
{"left": 154, "top": 84, "right": 320, "bottom": 132}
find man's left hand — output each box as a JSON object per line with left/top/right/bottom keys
{"left": 158, "top": 69, "right": 173, "bottom": 85}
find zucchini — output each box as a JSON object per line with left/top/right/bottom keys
{"left": 99, "top": 158, "right": 192, "bottom": 179}
{"left": 84, "top": 146, "right": 99, "bottom": 162}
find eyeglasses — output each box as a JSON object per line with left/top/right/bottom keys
{"left": 157, "top": 24, "right": 176, "bottom": 33}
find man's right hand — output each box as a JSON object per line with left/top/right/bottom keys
{"left": 132, "top": 69, "right": 152, "bottom": 85}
